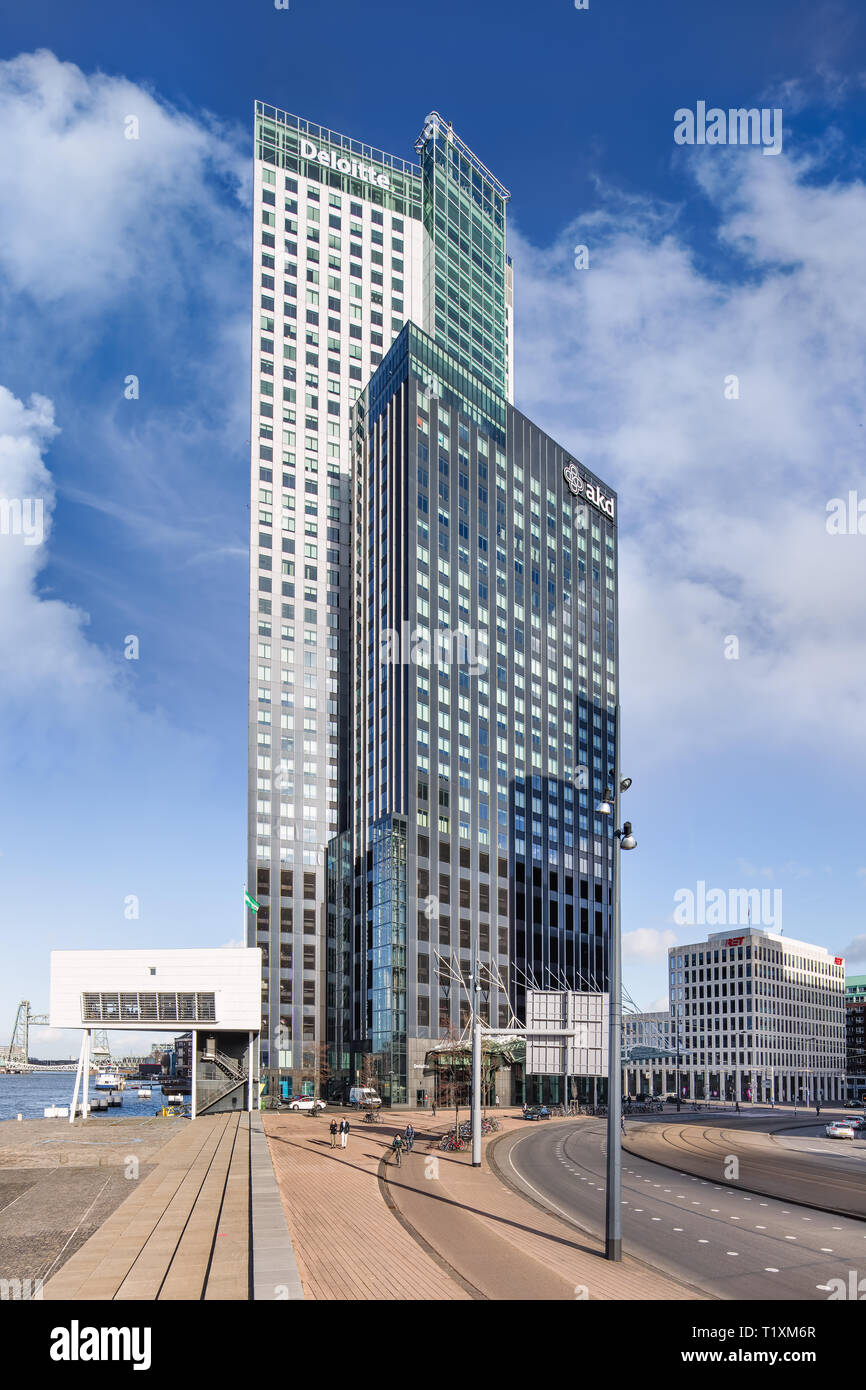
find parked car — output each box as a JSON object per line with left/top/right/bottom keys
{"left": 288, "top": 1096, "right": 326, "bottom": 1111}
{"left": 348, "top": 1086, "right": 382, "bottom": 1108}
{"left": 523, "top": 1104, "right": 551, "bottom": 1120}
{"left": 825, "top": 1121, "right": 856, "bottom": 1139}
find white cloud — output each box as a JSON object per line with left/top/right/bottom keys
{"left": 511, "top": 145, "right": 866, "bottom": 762}
{"left": 622, "top": 928, "right": 677, "bottom": 961}
{"left": 0, "top": 52, "right": 249, "bottom": 722}
{"left": 0, "top": 385, "right": 120, "bottom": 713}
{"left": 0, "top": 49, "right": 246, "bottom": 311}
{"left": 840, "top": 935, "right": 866, "bottom": 963}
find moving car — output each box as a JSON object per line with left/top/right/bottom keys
{"left": 825, "top": 1121, "right": 856, "bottom": 1139}
{"left": 287, "top": 1096, "right": 327, "bottom": 1111}
{"left": 843, "top": 1115, "right": 866, "bottom": 1131}
{"left": 522, "top": 1104, "right": 551, "bottom": 1120}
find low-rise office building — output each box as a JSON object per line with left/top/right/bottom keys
{"left": 668, "top": 929, "right": 846, "bottom": 1103}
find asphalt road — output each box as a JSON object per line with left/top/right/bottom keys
{"left": 624, "top": 1115, "right": 866, "bottom": 1219}
{"left": 497, "top": 1117, "right": 866, "bottom": 1300}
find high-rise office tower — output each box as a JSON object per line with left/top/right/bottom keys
{"left": 332, "top": 326, "right": 618, "bottom": 1105}
{"left": 248, "top": 104, "right": 616, "bottom": 1106}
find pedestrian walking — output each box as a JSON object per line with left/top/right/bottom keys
{"left": 404, "top": 1122, "right": 415, "bottom": 1153}
{"left": 391, "top": 1133, "right": 405, "bottom": 1167}
{"left": 431, "top": 1100, "right": 436, "bottom": 1118}
{"left": 815, "top": 1101, "right": 821, "bottom": 1117}
{"left": 735, "top": 1100, "right": 740, "bottom": 1114}
{"left": 340, "top": 1117, "right": 350, "bottom": 1149}
{"left": 329, "top": 1119, "right": 338, "bottom": 1149}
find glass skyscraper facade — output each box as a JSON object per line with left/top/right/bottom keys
{"left": 340, "top": 324, "right": 618, "bottom": 1105}
{"left": 249, "top": 103, "right": 616, "bottom": 1106}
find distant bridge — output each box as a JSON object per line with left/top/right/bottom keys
{"left": 2, "top": 1062, "right": 79, "bottom": 1074}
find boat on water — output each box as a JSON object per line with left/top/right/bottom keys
{"left": 93, "top": 1069, "right": 122, "bottom": 1090}
{"left": 137, "top": 1086, "right": 152, "bottom": 1098}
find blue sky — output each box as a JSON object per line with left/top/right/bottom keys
{"left": 1, "top": 0, "right": 865, "bottom": 1056}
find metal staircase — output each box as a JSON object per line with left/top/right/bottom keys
{"left": 196, "top": 1048, "right": 248, "bottom": 1114}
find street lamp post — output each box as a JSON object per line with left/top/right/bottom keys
{"left": 471, "top": 946, "right": 482, "bottom": 1168}
{"left": 597, "top": 728, "right": 636, "bottom": 1263}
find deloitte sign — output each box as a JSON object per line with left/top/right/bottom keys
{"left": 563, "top": 460, "right": 615, "bottom": 519}
{"left": 299, "top": 138, "right": 391, "bottom": 190}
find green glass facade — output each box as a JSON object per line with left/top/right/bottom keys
{"left": 415, "top": 113, "right": 511, "bottom": 400}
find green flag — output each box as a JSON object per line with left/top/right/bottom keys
{"left": 244, "top": 891, "right": 259, "bottom": 914}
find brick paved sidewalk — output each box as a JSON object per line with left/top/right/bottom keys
{"left": 264, "top": 1108, "right": 706, "bottom": 1301}
{"left": 262, "top": 1111, "right": 470, "bottom": 1299}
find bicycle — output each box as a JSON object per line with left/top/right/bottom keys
{"left": 438, "top": 1133, "right": 465, "bottom": 1151}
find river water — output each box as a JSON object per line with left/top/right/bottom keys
{"left": 0, "top": 1072, "right": 176, "bottom": 1122}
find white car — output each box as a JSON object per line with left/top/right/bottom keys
{"left": 287, "top": 1096, "right": 326, "bottom": 1111}
{"left": 825, "top": 1121, "right": 856, "bottom": 1139}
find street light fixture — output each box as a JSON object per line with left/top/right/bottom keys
{"left": 597, "top": 740, "right": 637, "bottom": 1262}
